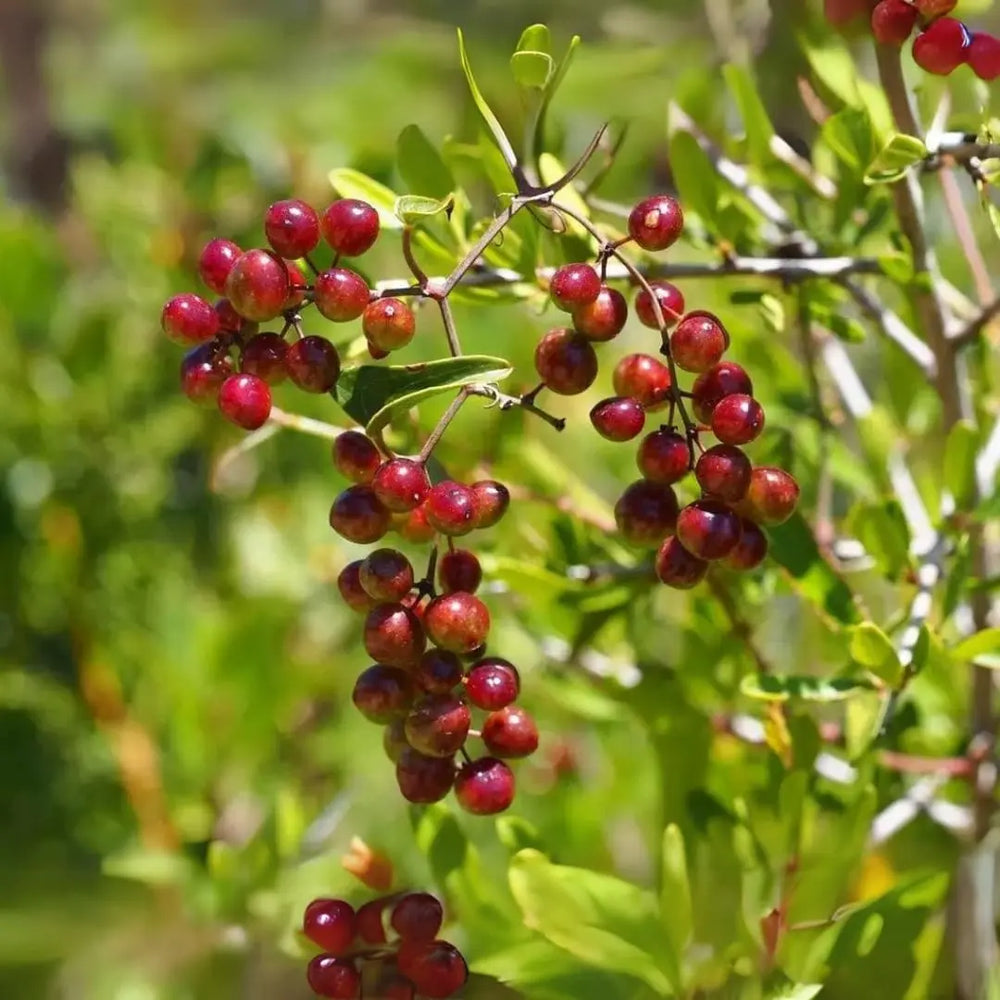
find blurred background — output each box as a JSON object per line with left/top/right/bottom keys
{"left": 3, "top": 2, "right": 999, "bottom": 998}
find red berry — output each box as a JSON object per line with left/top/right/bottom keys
{"left": 337, "top": 561, "right": 378, "bottom": 614}
{"left": 303, "top": 898, "right": 357, "bottom": 955}
{"left": 691, "top": 362, "right": 754, "bottom": 423}
{"left": 284, "top": 261, "right": 308, "bottom": 311}
{"left": 425, "top": 481, "right": 476, "bottom": 536}
{"left": 405, "top": 694, "right": 471, "bottom": 758}
{"left": 824, "top": 0, "right": 870, "bottom": 27}
{"left": 322, "top": 198, "right": 380, "bottom": 256}
{"left": 286, "top": 335, "right": 341, "bottom": 392}
{"left": 711, "top": 394, "right": 765, "bottom": 445}
{"left": 333, "top": 431, "right": 382, "bottom": 484}
{"left": 723, "top": 518, "right": 769, "bottom": 570}
{"left": 356, "top": 897, "right": 391, "bottom": 944}
{"left": 329, "top": 485, "right": 392, "bottom": 544}
{"left": 671, "top": 311, "right": 729, "bottom": 373}
{"left": 627, "top": 195, "right": 684, "bottom": 251}
{"left": 314, "top": 268, "right": 371, "bottom": 322}
{"left": 534, "top": 328, "right": 598, "bottom": 395}
{"left": 871, "top": 0, "right": 919, "bottom": 45}
{"left": 425, "top": 592, "right": 490, "bottom": 654}
{"left": 438, "top": 549, "right": 482, "bottom": 593}
{"left": 364, "top": 603, "right": 426, "bottom": 667}
{"left": 373, "top": 459, "right": 431, "bottom": 513}
{"left": 240, "top": 332, "right": 288, "bottom": 384}
{"left": 217, "top": 372, "right": 271, "bottom": 429}
{"left": 395, "top": 504, "right": 437, "bottom": 543}
{"left": 637, "top": 429, "right": 691, "bottom": 484}
{"left": 391, "top": 893, "right": 444, "bottom": 943}
{"left": 383, "top": 718, "right": 411, "bottom": 762}
{"left": 353, "top": 664, "right": 416, "bottom": 723}
{"left": 413, "top": 649, "right": 465, "bottom": 694}
{"left": 614, "top": 480, "right": 679, "bottom": 547}
{"left": 402, "top": 940, "right": 469, "bottom": 999}
{"left": 395, "top": 747, "right": 456, "bottom": 803}
{"left": 264, "top": 198, "right": 320, "bottom": 259}
{"left": 161, "top": 293, "right": 220, "bottom": 345}
{"left": 967, "top": 32, "right": 1000, "bottom": 80}
{"left": 482, "top": 706, "right": 539, "bottom": 758}
{"left": 572, "top": 286, "right": 629, "bottom": 342}
{"left": 378, "top": 974, "right": 416, "bottom": 1000}
{"left": 912, "top": 17, "right": 969, "bottom": 74}
{"left": 180, "top": 342, "right": 233, "bottom": 405}
{"left": 676, "top": 500, "right": 743, "bottom": 561}
{"left": 655, "top": 536, "right": 709, "bottom": 589}
{"left": 224, "top": 249, "right": 291, "bottom": 322}
{"left": 363, "top": 297, "right": 416, "bottom": 352}
{"left": 634, "top": 281, "right": 685, "bottom": 329}
{"left": 549, "top": 263, "right": 601, "bottom": 311}
{"left": 470, "top": 480, "right": 510, "bottom": 528}
{"left": 454, "top": 757, "right": 515, "bottom": 815}
{"left": 306, "top": 955, "right": 360, "bottom": 999}
{"left": 694, "top": 444, "right": 751, "bottom": 502}
{"left": 198, "top": 238, "right": 241, "bottom": 295}
{"left": 914, "top": 0, "right": 956, "bottom": 19}
{"left": 464, "top": 657, "right": 520, "bottom": 710}
{"left": 613, "top": 353, "right": 673, "bottom": 409}
{"left": 590, "top": 397, "right": 646, "bottom": 442}
{"left": 359, "top": 548, "right": 414, "bottom": 602}
{"left": 745, "top": 466, "right": 800, "bottom": 525}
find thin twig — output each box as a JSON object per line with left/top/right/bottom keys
{"left": 951, "top": 296, "right": 1000, "bottom": 348}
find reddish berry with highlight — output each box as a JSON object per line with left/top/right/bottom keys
{"left": 217, "top": 372, "right": 271, "bottom": 429}
{"left": 549, "top": 263, "right": 601, "bottom": 311}
{"left": 391, "top": 893, "right": 444, "bottom": 943}
{"left": 692, "top": 362, "right": 754, "bottom": 423}
{"left": 482, "top": 706, "right": 539, "bottom": 758}
{"left": 355, "top": 897, "right": 390, "bottom": 944}
{"left": 711, "top": 394, "right": 765, "bottom": 445}
{"left": 637, "top": 429, "right": 691, "bottom": 484}
{"left": 333, "top": 431, "right": 381, "bottom": 484}
{"left": 359, "top": 548, "right": 414, "bottom": 602}
{"left": 286, "top": 335, "right": 340, "bottom": 392}
{"left": 676, "top": 500, "right": 743, "bottom": 561}
{"left": 590, "top": 397, "right": 646, "bottom": 442}
{"left": 180, "top": 342, "right": 233, "bottom": 405}
{"left": 363, "top": 298, "right": 416, "bottom": 352}
{"left": 161, "top": 293, "right": 220, "bottom": 345}
{"left": 264, "top": 198, "right": 320, "bottom": 259}
{"left": 306, "top": 955, "right": 361, "bottom": 998}
{"left": 912, "top": 18, "right": 969, "bottom": 74}
{"left": 425, "top": 481, "right": 476, "bottom": 536}
{"left": 695, "top": 444, "right": 751, "bottom": 502}
{"left": 745, "top": 466, "right": 800, "bottom": 525}
{"left": 224, "top": 249, "right": 291, "bottom": 322}
{"left": 656, "top": 536, "right": 709, "bottom": 589}
{"left": 322, "top": 198, "right": 380, "bottom": 256}
{"left": 405, "top": 694, "right": 471, "bottom": 758}
{"left": 373, "top": 459, "right": 431, "bottom": 513}
{"left": 403, "top": 940, "right": 469, "bottom": 999}
{"left": 198, "top": 238, "right": 241, "bottom": 295}
{"left": 425, "top": 592, "right": 490, "bottom": 654}
{"left": 454, "top": 757, "right": 515, "bottom": 815}
{"left": 534, "top": 328, "right": 598, "bottom": 395}
{"left": 967, "top": 32, "right": 1000, "bottom": 80}
{"left": 314, "top": 268, "right": 371, "bottom": 322}
{"left": 470, "top": 480, "right": 510, "bottom": 528}
{"left": 635, "top": 281, "right": 685, "bottom": 329}
{"left": 614, "top": 480, "right": 679, "bottom": 546}
{"left": 871, "top": 0, "right": 919, "bottom": 45}
{"left": 364, "top": 602, "right": 426, "bottom": 667}
{"left": 723, "top": 519, "right": 769, "bottom": 570}
{"left": 613, "top": 353, "right": 672, "bottom": 409}
{"left": 438, "top": 549, "right": 482, "bottom": 593}
{"left": 628, "top": 195, "right": 684, "bottom": 251}
{"left": 671, "top": 311, "right": 729, "bottom": 373}
{"left": 352, "top": 664, "right": 415, "bottom": 723}
{"left": 240, "top": 332, "right": 288, "bottom": 384}
{"left": 465, "top": 657, "right": 520, "bottom": 710}
{"left": 329, "top": 485, "right": 392, "bottom": 544}
{"left": 303, "top": 898, "right": 357, "bottom": 955}
{"left": 572, "top": 286, "right": 629, "bottom": 342}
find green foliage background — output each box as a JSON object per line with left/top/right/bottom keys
{"left": 2, "top": 1, "right": 1000, "bottom": 998}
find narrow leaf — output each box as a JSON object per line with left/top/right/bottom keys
{"left": 396, "top": 124, "right": 455, "bottom": 199}
{"left": 944, "top": 419, "right": 979, "bottom": 509}
{"left": 723, "top": 63, "right": 774, "bottom": 167}
{"left": 660, "top": 824, "right": 692, "bottom": 976}
{"left": 741, "top": 674, "right": 876, "bottom": 703}
{"left": 950, "top": 628, "right": 1000, "bottom": 667}
{"left": 457, "top": 28, "right": 518, "bottom": 172}
{"left": 666, "top": 128, "right": 719, "bottom": 226}
{"left": 864, "top": 132, "right": 928, "bottom": 185}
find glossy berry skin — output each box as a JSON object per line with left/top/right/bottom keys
{"left": 213, "top": 297, "right": 251, "bottom": 335}
{"left": 628, "top": 195, "right": 684, "bottom": 251}
{"left": 373, "top": 459, "right": 431, "bottom": 513}
{"left": 329, "top": 485, "right": 392, "bottom": 544}
{"left": 590, "top": 397, "right": 646, "bottom": 442}
{"left": 395, "top": 504, "right": 437, "bottom": 543}
{"left": 695, "top": 444, "right": 751, "bottom": 502}
{"left": 614, "top": 480, "right": 679, "bottom": 547}
{"left": 549, "top": 263, "right": 601, "bottom": 311}
{"left": 572, "top": 286, "right": 629, "bottom": 342}
{"left": 637, "top": 429, "right": 691, "bottom": 484}
{"left": 912, "top": 18, "right": 969, "bottom": 74}
{"left": 337, "top": 561, "right": 378, "bottom": 614}
{"left": 470, "top": 480, "right": 510, "bottom": 528}
{"left": 671, "top": 311, "right": 729, "bottom": 373}
{"left": 364, "top": 603, "right": 426, "bottom": 667}
{"left": 395, "top": 747, "right": 456, "bottom": 803}
{"left": 352, "top": 664, "right": 415, "bottom": 723}
{"left": 915, "top": 0, "right": 956, "bottom": 18}
{"left": 414, "top": 649, "right": 465, "bottom": 694}
{"left": 162, "top": 293, "right": 220, "bottom": 345}
{"left": 723, "top": 518, "right": 768, "bottom": 570}
{"left": 438, "top": 549, "right": 482, "bottom": 593}
{"left": 534, "top": 328, "right": 598, "bottom": 395}
{"left": 264, "top": 198, "right": 320, "bottom": 259}
{"left": 967, "top": 32, "right": 1000, "bottom": 80}
{"left": 285, "top": 261, "right": 308, "bottom": 310}
{"left": 464, "top": 657, "right": 520, "bottom": 710}
{"left": 180, "top": 342, "right": 233, "bottom": 405}
{"left": 333, "top": 431, "right": 382, "bottom": 484}
{"left": 359, "top": 548, "right": 414, "bottom": 602}
{"left": 198, "top": 238, "right": 241, "bottom": 295}
{"left": 871, "top": 0, "right": 919, "bottom": 45}
{"left": 655, "top": 536, "right": 709, "bottom": 589}
{"left": 314, "top": 268, "right": 371, "bottom": 322}
{"left": 425, "top": 481, "right": 476, "bottom": 536}
{"left": 303, "top": 898, "right": 357, "bottom": 955}
{"left": 322, "top": 198, "right": 380, "bottom": 256}
{"left": 635, "top": 281, "right": 685, "bottom": 329}
{"left": 454, "top": 757, "right": 515, "bottom": 815}
{"left": 306, "top": 955, "right": 361, "bottom": 999}
{"left": 711, "top": 394, "right": 765, "bottom": 446}
{"left": 425, "top": 592, "right": 490, "bottom": 654}
{"left": 240, "top": 332, "right": 288, "bottom": 384}
{"left": 391, "top": 893, "right": 444, "bottom": 943}
{"left": 745, "top": 467, "right": 800, "bottom": 525}
{"left": 691, "top": 362, "right": 753, "bottom": 423}
{"left": 613, "top": 353, "right": 672, "bottom": 409}
{"left": 224, "top": 249, "right": 291, "bottom": 322}
{"left": 286, "top": 335, "right": 340, "bottom": 392}
{"left": 217, "top": 373, "right": 271, "bottom": 429}
{"left": 482, "top": 706, "right": 539, "bottom": 758}
{"left": 405, "top": 694, "right": 471, "bottom": 758}
{"left": 676, "top": 500, "right": 743, "bottom": 561}
{"left": 363, "top": 297, "right": 416, "bottom": 352}
{"left": 402, "top": 940, "right": 469, "bottom": 999}
{"left": 355, "top": 897, "right": 390, "bottom": 944}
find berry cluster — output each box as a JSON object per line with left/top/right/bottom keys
{"left": 538, "top": 197, "right": 800, "bottom": 590}
{"left": 303, "top": 892, "right": 467, "bottom": 999}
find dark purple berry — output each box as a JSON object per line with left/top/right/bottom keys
{"left": 676, "top": 500, "right": 743, "bottom": 561}
{"left": 286, "top": 335, "right": 340, "bottom": 392}
{"left": 404, "top": 694, "right": 471, "bottom": 757}
{"left": 352, "top": 664, "right": 415, "bottom": 723}
{"left": 655, "top": 536, "right": 709, "bottom": 589}
{"left": 534, "top": 328, "right": 598, "bottom": 395}
{"left": 333, "top": 431, "right": 382, "bottom": 484}
{"left": 637, "top": 429, "right": 691, "bottom": 484}
{"left": 438, "top": 549, "right": 482, "bottom": 593}
{"left": 240, "top": 332, "right": 288, "bottom": 384}
{"left": 395, "top": 747, "right": 455, "bottom": 803}
{"left": 329, "top": 485, "right": 391, "bottom": 544}
{"left": 614, "top": 480, "right": 679, "bottom": 546}
{"left": 413, "top": 649, "right": 465, "bottom": 694}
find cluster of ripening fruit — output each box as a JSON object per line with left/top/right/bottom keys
{"left": 828, "top": 0, "right": 1000, "bottom": 78}
{"left": 302, "top": 892, "right": 466, "bottom": 999}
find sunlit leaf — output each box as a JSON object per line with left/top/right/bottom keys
{"left": 741, "top": 674, "right": 876, "bottom": 702}
{"left": 850, "top": 623, "right": 903, "bottom": 685}
{"left": 457, "top": 28, "right": 518, "bottom": 172}
{"left": 943, "top": 419, "right": 979, "bottom": 509}
{"left": 328, "top": 168, "right": 403, "bottom": 229}
{"left": 865, "top": 133, "right": 928, "bottom": 185}
{"left": 396, "top": 124, "right": 455, "bottom": 199}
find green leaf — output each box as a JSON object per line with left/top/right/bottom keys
{"left": 850, "top": 623, "right": 903, "bottom": 685}
{"left": 394, "top": 194, "right": 453, "bottom": 226}
{"left": 538, "top": 152, "right": 590, "bottom": 235}
{"left": 457, "top": 28, "right": 518, "bottom": 172}
{"left": 508, "top": 849, "right": 674, "bottom": 995}
{"left": 660, "top": 824, "right": 692, "bottom": 976}
{"left": 864, "top": 133, "right": 928, "bottom": 185}
{"left": 848, "top": 499, "right": 911, "bottom": 581}
{"left": 462, "top": 973, "right": 527, "bottom": 1000}
{"left": 396, "top": 124, "right": 455, "bottom": 199}
{"left": 511, "top": 48, "right": 553, "bottom": 90}
{"left": 741, "top": 674, "right": 876, "bottom": 703}
{"left": 768, "top": 514, "right": 862, "bottom": 624}
{"left": 723, "top": 64, "right": 774, "bottom": 167}
{"left": 332, "top": 355, "right": 512, "bottom": 436}
{"left": 328, "top": 168, "right": 403, "bottom": 229}
{"left": 822, "top": 107, "right": 875, "bottom": 172}
{"left": 950, "top": 628, "right": 1000, "bottom": 667}
{"left": 413, "top": 803, "right": 468, "bottom": 884}
{"left": 944, "top": 419, "right": 979, "bottom": 509}
{"left": 666, "top": 128, "right": 719, "bottom": 227}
